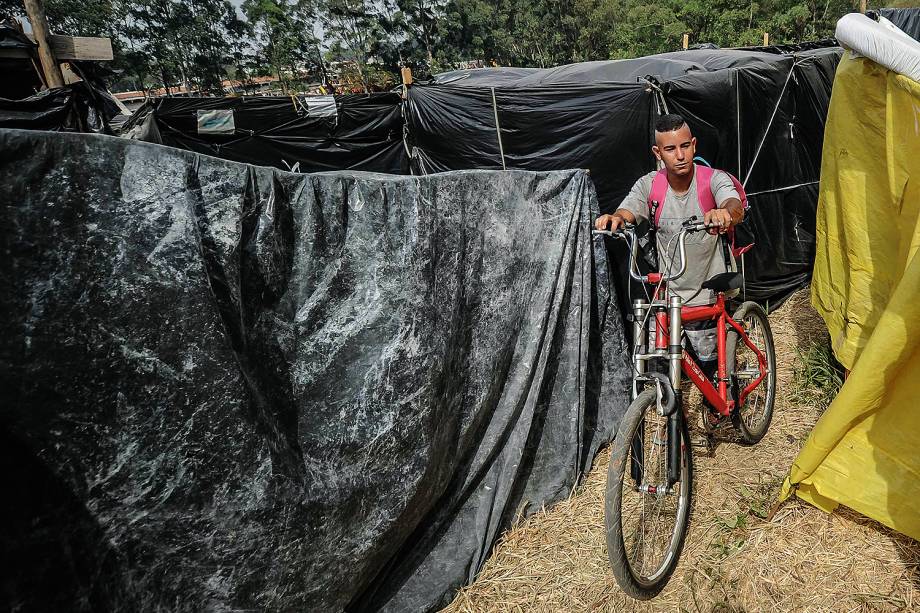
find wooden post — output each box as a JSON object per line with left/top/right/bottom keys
{"left": 763, "top": 32, "right": 770, "bottom": 46}
{"left": 682, "top": 33, "right": 689, "bottom": 50}
{"left": 859, "top": 0, "right": 867, "bottom": 13}
{"left": 22, "top": 0, "right": 64, "bottom": 89}
{"left": 400, "top": 66, "right": 412, "bottom": 99}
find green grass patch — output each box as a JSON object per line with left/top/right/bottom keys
{"left": 792, "top": 340, "right": 844, "bottom": 410}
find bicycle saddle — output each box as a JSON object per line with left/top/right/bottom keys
{"left": 701, "top": 271, "right": 742, "bottom": 293}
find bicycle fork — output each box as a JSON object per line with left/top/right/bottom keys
{"left": 630, "top": 296, "right": 685, "bottom": 493}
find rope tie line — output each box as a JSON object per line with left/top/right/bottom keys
{"left": 490, "top": 87, "right": 507, "bottom": 171}
{"left": 742, "top": 60, "right": 802, "bottom": 189}
{"left": 744, "top": 180, "right": 819, "bottom": 197}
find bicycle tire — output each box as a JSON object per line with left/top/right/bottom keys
{"left": 605, "top": 388, "right": 693, "bottom": 599}
{"left": 726, "top": 301, "right": 776, "bottom": 444}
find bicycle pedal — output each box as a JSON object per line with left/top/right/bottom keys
{"left": 690, "top": 436, "right": 711, "bottom": 448}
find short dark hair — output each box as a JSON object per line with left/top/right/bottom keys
{"left": 655, "top": 113, "right": 687, "bottom": 133}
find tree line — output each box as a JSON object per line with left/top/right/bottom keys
{"left": 0, "top": 0, "right": 885, "bottom": 93}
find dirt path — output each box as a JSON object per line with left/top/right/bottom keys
{"left": 443, "top": 289, "right": 920, "bottom": 612}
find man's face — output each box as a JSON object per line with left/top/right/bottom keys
{"left": 652, "top": 124, "right": 696, "bottom": 177}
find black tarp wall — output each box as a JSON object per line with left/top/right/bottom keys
{"left": 0, "top": 128, "right": 629, "bottom": 612}
{"left": 123, "top": 44, "right": 841, "bottom": 304}
{"left": 124, "top": 93, "right": 409, "bottom": 174}
{"left": 406, "top": 45, "right": 842, "bottom": 302}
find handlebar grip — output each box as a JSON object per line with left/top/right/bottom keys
{"left": 682, "top": 221, "right": 710, "bottom": 232}
{"left": 592, "top": 223, "right": 634, "bottom": 237}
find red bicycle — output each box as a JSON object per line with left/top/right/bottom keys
{"left": 594, "top": 219, "right": 776, "bottom": 599}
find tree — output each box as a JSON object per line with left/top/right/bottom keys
{"left": 244, "top": 0, "right": 326, "bottom": 94}
{"left": 0, "top": 0, "right": 873, "bottom": 92}
{"left": 122, "top": 0, "right": 249, "bottom": 93}
{"left": 320, "top": 0, "right": 388, "bottom": 92}
{"left": 386, "top": 0, "right": 448, "bottom": 70}
{"left": 185, "top": 0, "right": 251, "bottom": 92}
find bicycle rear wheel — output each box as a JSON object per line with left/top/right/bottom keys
{"left": 605, "top": 388, "right": 692, "bottom": 599}
{"left": 727, "top": 301, "right": 776, "bottom": 444}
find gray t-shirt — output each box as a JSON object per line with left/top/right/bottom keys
{"left": 618, "top": 169, "right": 740, "bottom": 306}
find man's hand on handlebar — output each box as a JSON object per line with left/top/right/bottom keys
{"left": 594, "top": 209, "right": 636, "bottom": 232}
{"left": 703, "top": 208, "right": 733, "bottom": 235}
{"left": 703, "top": 198, "right": 744, "bottom": 235}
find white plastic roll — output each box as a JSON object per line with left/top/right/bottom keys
{"left": 836, "top": 12, "right": 920, "bottom": 82}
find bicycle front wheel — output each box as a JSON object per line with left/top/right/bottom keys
{"left": 605, "top": 388, "right": 692, "bottom": 599}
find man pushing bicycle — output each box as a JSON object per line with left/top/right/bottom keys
{"left": 592, "top": 114, "right": 775, "bottom": 600}
{"left": 595, "top": 113, "right": 747, "bottom": 407}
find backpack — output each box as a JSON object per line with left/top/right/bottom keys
{"left": 647, "top": 163, "right": 753, "bottom": 258}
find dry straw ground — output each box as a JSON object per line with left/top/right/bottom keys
{"left": 443, "top": 289, "right": 920, "bottom": 613}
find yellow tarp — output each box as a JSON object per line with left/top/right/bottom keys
{"left": 779, "top": 52, "right": 920, "bottom": 541}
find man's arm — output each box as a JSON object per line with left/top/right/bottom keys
{"left": 721, "top": 197, "right": 744, "bottom": 224}
{"left": 704, "top": 171, "right": 744, "bottom": 234}
{"left": 703, "top": 197, "right": 744, "bottom": 234}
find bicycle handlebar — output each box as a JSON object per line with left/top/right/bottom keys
{"left": 592, "top": 217, "right": 715, "bottom": 285}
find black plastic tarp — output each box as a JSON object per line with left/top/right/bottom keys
{"left": 0, "top": 128, "right": 629, "bottom": 611}
{"left": 432, "top": 43, "right": 838, "bottom": 86}
{"left": 124, "top": 93, "right": 409, "bottom": 174}
{"left": 407, "top": 45, "right": 842, "bottom": 302}
{"left": 0, "top": 81, "right": 120, "bottom": 132}
{"left": 880, "top": 7, "right": 920, "bottom": 41}
{"left": 0, "top": 20, "right": 121, "bottom": 132}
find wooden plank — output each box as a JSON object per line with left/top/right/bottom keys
{"left": 60, "top": 61, "right": 82, "bottom": 84}
{"left": 0, "top": 35, "right": 113, "bottom": 61}
{"left": 49, "top": 35, "right": 113, "bottom": 61}
{"left": 400, "top": 66, "right": 413, "bottom": 86}
{"left": 1, "top": 33, "right": 114, "bottom": 61}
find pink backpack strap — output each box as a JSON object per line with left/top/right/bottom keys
{"left": 694, "top": 164, "right": 716, "bottom": 215}
{"left": 651, "top": 164, "right": 717, "bottom": 226}
{"left": 727, "top": 172, "right": 752, "bottom": 257}
{"left": 650, "top": 168, "right": 669, "bottom": 226}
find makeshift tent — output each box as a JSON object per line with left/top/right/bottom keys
{"left": 123, "top": 93, "right": 408, "bottom": 174}
{"left": 780, "top": 13, "right": 920, "bottom": 541}
{"left": 406, "top": 44, "right": 841, "bottom": 303}
{"left": 0, "top": 81, "right": 120, "bottom": 132}
{"left": 0, "top": 128, "right": 630, "bottom": 611}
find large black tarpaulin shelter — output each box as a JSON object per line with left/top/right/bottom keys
{"left": 122, "top": 44, "right": 841, "bottom": 304}
{"left": 406, "top": 45, "right": 842, "bottom": 302}
{"left": 0, "top": 128, "right": 629, "bottom": 611}
{"left": 123, "top": 93, "right": 409, "bottom": 174}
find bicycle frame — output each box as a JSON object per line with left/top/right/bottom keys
{"left": 620, "top": 226, "right": 769, "bottom": 416}
{"left": 655, "top": 293, "right": 768, "bottom": 418}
